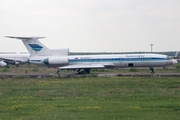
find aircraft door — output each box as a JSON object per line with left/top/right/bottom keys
{"left": 141, "top": 56, "right": 144, "bottom": 66}
{"left": 119, "top": 57, "right": 122, "bottom": 67}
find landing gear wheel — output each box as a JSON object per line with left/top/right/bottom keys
{"left": 57, "top": 69, "right": 61, "bottom": 74}
{"left": 85, "top": 69, "right": 91, "bottom": 74}
{"left": 78, "top": 71, "right": 84, "bottom": 74}
{"left": 150, "top": 67, "right": 154, "bottom": 74}
{"left": 77, "top": 69, "right": 91, "bottom": 74}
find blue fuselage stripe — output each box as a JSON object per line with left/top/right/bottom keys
{"left": 30, "top": 60, "right": 41, "bottom": 62}
{"left": 30, "top": 58, "right": 170, "bottom": 63}
{"left": 69, "top": 58, "right": 169, "bottom": 63}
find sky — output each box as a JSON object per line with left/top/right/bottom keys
{"left": 0, "top": 0, "right": 180, "bottom": 52}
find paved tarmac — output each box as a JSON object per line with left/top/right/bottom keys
{"left": 0, "top": 73, "right": 180, "bottom": 78}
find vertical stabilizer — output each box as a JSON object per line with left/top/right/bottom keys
{"left": 6, "top": 36, "right": 69, "bottom": 56}
{"left": 5, "top": 36, "right": 50, "bottom": 56}
{"left": 175, "top": 51, "right": 179, "bottom": 57}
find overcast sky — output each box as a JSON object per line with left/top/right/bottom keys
{"left": 0, "top": 0, "right": 180, "bottom": 52}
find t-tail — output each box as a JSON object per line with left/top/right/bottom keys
{"left": 5, "top": 36, "right": 69, "bottom": 56}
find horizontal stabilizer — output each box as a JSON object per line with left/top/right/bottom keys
{"left": 60, "top": 64, "right": 105, "bottom": 70}
{"left": 5, "top": 36, "right": 45, "bottom": 40}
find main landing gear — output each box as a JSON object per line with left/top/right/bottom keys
{"left": 6, "top": 65, "right": 9, "bottom": 68}
{"left": 57, "top": 68, "right": 61, "bottom": 74}
{"left": 150, "top": 67, "right": 154, "bottom": 74}
{"left": 77, "top": 69, "right": 91, "bottom": 74}
{"left": 16, "top": 64, "right": 19, "bottom": 68}
{"left": 56, "top": 68, "right": 91, "bottom": 74}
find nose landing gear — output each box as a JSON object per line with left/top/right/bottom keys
{"left": 150, "top": 67, "right": 154, "bottom": 74}
{"left": 57, "top": 68, "right": 61, "bottom": 74}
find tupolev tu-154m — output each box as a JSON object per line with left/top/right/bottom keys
{"left": 6, "top": 36, "right": 178, "bottom": 74}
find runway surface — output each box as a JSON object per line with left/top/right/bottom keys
{"left": 0, "top": 73, "right": 180, "bottom": 78}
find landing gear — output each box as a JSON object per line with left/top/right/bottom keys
{"left": 15, "top": 62, "right": 19, "bottom": 67}
{"left": 57, "top": 68, "right": 61, "bottom": 74}
{"left": 57, "top": 68, "right": 91, "bottom": 74}
{"left": 77, "top": 69, "right": 91, "bottom": 74}
{"left": 6, "top": 65, "right": 9, "bottom": 68}
{"left": 150, "top": 67, "right": 154, "bottom": 74}
{"left": 85, "top": 68, "right": 91, "bottom": 74}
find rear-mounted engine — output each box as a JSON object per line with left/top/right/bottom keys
{"left": 44, "top": 57, "right": 69, "bottom": 65}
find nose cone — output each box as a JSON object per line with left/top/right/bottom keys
{"left": 0, "top": 61, "right": 7, "bottom": 67}
{"left": 2, "top": 62, "right": 7, "bottom": 67}
{"left": 3, "top": 62, "right": 7, "bottom": 67}
{"left": 172, "top": 59, "right": 178, "bottom": 64}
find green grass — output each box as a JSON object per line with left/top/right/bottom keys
{"left": 3, "top": 67, "right": 180, "bottom": 74}
{"left": 0, "top": 77, "right": 180, "bottom": 120}
{"left": 91, "top": 68, "right": 180, "bottom": 73}
{"left": 2, "top": 67, "right": 180, "bottom": 74}
{"left": 1, "top": 68, "right": 10, "bottom": 72}
{"left": 1, "top": 63, "right": 180, "bottom": 74}
{"left": 128, "top": 68, "right": 139, "bottom": 72}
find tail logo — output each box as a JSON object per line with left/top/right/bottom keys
{"left": 28, "top": 44, "right": 43, "bottom": 51}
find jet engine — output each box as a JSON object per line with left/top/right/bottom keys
{"left": 44, "top": 57, "right": 69, "bottom": 65}
{"left": 15, "top": 62, "right": 19, "bottom": 65}
{"left": 15, "top": 62, "right": 20, "bottom": 67}
{"left": 0, "top": 61, "right": 7, "bottom": 67}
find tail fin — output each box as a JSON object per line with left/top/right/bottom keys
{"left": 5, "top": 36, "right": 69, "bottom": 56}
{"left": 175, "top": 51, "right": 179, "bottom": 57}
{"left": 5, "top": 36, "right": 49, "bottom": 56}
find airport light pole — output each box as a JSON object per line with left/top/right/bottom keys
{"left": 150, "top": 44, "right": 153, "bottom": 52}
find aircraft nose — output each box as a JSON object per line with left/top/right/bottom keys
{"left": 2, "top": 62, "right": 7, "bottom": 67}
{"left": 0, "top": 61, "right": 7, "bottom": 67}
{"left": 172, "top": 59, "right": 178, "bottom": 64}
{"left": 4, "top": 62, "right": 7, "bottom": 66}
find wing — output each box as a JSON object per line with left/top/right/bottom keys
{"left": 60, "top": 64, "right": 105, "bottom": 70}
{"left": 0, "top": 57, "right": 22, "bottom": 64}
{"left": 102, "top": 63, "right": 115, "bottom": 67}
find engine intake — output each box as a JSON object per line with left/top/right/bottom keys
{"left": 44, "top": 57, "right": 69, "bottom": 65}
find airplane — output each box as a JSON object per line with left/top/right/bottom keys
{"left": 0, "top": 54, "right": 30, "bottom": 67}
{"left": 5, "top": 36, "right": 178, "bottom": 74}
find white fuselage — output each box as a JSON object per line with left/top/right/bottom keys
{"left": 29, "top": 54, "right": 176, "bottom": 69}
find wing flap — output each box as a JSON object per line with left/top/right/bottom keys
{"left": 60, "top": 64, "right": 105, "bottom": 70}
{"left": 102, "top": 63, "right": 115, "bottom": 67}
